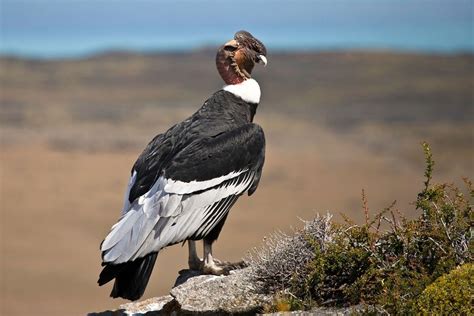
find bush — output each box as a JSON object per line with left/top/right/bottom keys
{"left": 414, "top": 263, "right": 473, "bottom": 315}
{"left": 249, "top": 142, "right": 473, "bottom": 314}
{"left": 248, "top": 214, "right": 334, "bottom": 296}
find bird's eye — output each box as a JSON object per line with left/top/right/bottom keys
{"left": 224, "top": 45, "right": 238, "bottom": 52}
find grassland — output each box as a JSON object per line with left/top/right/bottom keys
{"left": 0, "top": 51, "right": 472, "bottom": 315}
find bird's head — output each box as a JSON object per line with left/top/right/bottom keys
{"left": 216, "top": 30, "right": 267, "bottom": 85}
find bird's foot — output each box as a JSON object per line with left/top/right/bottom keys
{"left": 201, "top": 259, "right": 248, "bottom": 275}
{"left": 202, "top": 261, "right": 227, "bottom": 275}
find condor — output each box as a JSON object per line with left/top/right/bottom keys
{"left": 98, "top": 31, "right": 267, "bottom": 301}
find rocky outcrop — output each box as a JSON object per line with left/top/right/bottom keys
{"left": 89, "top": 267, "right": 272, "bottom": 315}
{"left": 89, "top": 268, "right": 384, "bottom": 315}
{"left": 89, "top": 216, "right": 383, "bottom": 315}
{"left": 119, "top": 295, "right": 175, "bottom": 315}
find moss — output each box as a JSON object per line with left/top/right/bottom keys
{"left": 414, "top": 263, "right": 474, "bottom": 315}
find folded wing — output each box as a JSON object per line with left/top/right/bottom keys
{"left": 100, "top": 123, "right": 265, "bottom": 264}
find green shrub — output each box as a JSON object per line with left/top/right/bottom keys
{"left": 414, "top": 263, "right": 473, "bottom": 315}
{"left": 250, "top": 142, "right": 473, "bottom": 314}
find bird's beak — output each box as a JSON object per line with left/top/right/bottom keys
{"left": 257, "top": 55, "right": 267, "bottom": 67}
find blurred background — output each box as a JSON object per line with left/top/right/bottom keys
{"left": 1, "top": 0, "right": 472, "bottom": 314}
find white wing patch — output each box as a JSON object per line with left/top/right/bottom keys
{"left": 164, "top": 169, "right": 246, "bottom": 194}
{"left": 101, "top": 170, "right": 255, "bottom": 264}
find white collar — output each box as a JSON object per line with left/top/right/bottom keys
{"left": 223, "top": 78, "right": 261, "bottom": 104}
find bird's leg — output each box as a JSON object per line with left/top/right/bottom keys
{"left": 187, "top": 240, "right": 202, "bottom": 270}
{"left": 201, "top": 239, "right": 226, "bottom": 275}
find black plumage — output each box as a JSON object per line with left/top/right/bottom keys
{"left": 98, "top": 252, "right": 157, "bottom": 301}
{"left": 99, "top": 90, "right": 265, "bottom": 300}
{"left": 99, "top": 30, "right": 267, "bottom": 301}
{"left": 129, "top": 90, "right": 263, "bottom": 201}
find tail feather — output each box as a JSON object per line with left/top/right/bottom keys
{"left": 98, "top": 252, "right": 158, "bottom": 301}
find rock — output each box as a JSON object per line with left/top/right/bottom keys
{"left": 119, "top": 295, "right": 174, "bottom": 315}
{"left": 89, "top": 267, "right": 272, "bottom": 315}
{"left": 89, "top": 269, "right": 381, "bottom": 315}
{"left": 170, "top": 268, "right": 272, "bottom": 314}
{"left": 88, "top": 295, "right": 176, "bottom": 316}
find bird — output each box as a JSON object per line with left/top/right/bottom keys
{"left": 97, "top": 30, "right": 268, "bottom": 301}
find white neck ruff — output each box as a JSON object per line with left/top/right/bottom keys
{"left": 223, "top": 78, "right": 261, "bottom": 104}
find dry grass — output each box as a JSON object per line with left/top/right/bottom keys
{"left": 247, "top": 214, "right": 334, "bottom": 295}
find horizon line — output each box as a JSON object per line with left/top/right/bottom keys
{"left": 2, "top": 46, "right": 473, "bottom": 61}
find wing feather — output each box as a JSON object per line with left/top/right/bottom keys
{"left": 197, "top": 195, "right": 239, "bottom": 238}
{"left": 101, "top": 124, "right": 265, "bottom": 264}
{"left": 164, "top": 170, "right": 247, "bottom": 194}
{"left": 101, "top": 170, "right": 255, "bottom": 264}
{"left": 121, "top": 170, "right": 137, "bottom": 214}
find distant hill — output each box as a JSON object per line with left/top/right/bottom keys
{"left": 1, "top": 51, "right": 472, "bottom": 128}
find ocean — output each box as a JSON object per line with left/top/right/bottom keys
{"left": 1, "top": 0, "right": 473, "bottom": 58}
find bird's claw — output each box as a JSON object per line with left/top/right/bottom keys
{"left": 200, "top": 259, "right": 248, "bottom": 275}
{"left": 202, "top": 262, "right": 228, "bottom": 275}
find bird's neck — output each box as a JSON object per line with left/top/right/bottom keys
{"left": 216, "top": 45, "right": 247, "bottom": 85}
{"left": 223, "top": 78, "right": 261, "bottom": 105}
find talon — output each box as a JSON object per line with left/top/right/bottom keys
{"left": 201, "top": 262, "right": 228, "bottom": 275}
{"left": 213, "top": 258, "right": 223, "bottom": 265}
{"left": 200, "top": 240, "right": 246, "bottom": 275}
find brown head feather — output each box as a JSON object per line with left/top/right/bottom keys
{"left": 216, "top": 31, "right": 267, "bottom": 85}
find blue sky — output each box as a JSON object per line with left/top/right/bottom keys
{"left": 1, "top": 0, "right": 473, "bottom": 57}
